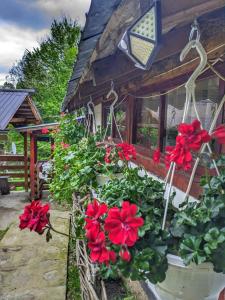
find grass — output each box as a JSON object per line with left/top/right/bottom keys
{"left": 67, "top": 237, "right": 81, "bottom": 300}
{"left": 0, "top": 228, "right": 8, "bottom": 241}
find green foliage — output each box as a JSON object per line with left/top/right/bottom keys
{"left": 9, "top": 18, "right": 80, "bottom": 122}
{"left": 99, "top": 167, "right": 170, "bottom": 283}
{"left": 5, "top": 125, "right": 24, "bottom": 154}
{"left": 170, "top": 156, "right": 225, "bottom": 273}
{"left": 49, "top": 114, "right": 105, "bottom": 203}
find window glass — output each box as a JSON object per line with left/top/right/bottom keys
{"left": 135, "top": 96, "right": 160, "bottom": 148}
{"left": 114, "top": 101, "right": 127, "bottom": 140}
{"left": 166, "top": 77, "right": 220, "bottom": 146}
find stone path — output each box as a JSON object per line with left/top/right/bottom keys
{"left": 0, "top": 209, "right": 70, "bottom": 300}
{"left": 0, "top": 192, "right": 29, "bottom": 230}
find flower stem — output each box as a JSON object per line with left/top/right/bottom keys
{"left": 48, "top": 223, "right": 69, "bottom": 237}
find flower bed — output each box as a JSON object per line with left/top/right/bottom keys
{"left": 18, "top": 114, "right": 225, "bottom": 299}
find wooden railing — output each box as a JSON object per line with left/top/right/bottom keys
{"left": 0, "top": 155, "right": 29, "bottom": 190}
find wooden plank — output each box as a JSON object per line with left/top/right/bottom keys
{"left": 0, "top": 165, "right": 26, "bottom": 170}
{"left": 0, "top": 173, "right": 25, "bottom": 178}
{"left": 162, "top": 0, "right": 225, "bottom": 32}
{"left": 0, "top": 155, "right": 25, "bottom": 161}
{"left": 9, "top": 182, "right": 26, "bottom": 187}
{"left": 10, "top": 118, "right": 26, "bottom": 123}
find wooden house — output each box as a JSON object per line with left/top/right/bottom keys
{"left": 62, "top": 0, "right": 225, "bottom": 201}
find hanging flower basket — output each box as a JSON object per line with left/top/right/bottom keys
{"left": 96, "top": 173, "right": 123, "bottom": 186}
{"left": 156, "top": 254, "right": 225, "bottom": 300}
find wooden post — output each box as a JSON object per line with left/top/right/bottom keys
{"left": 127, "top": 95, "right": 134, "bottom": 144}
{"left": 219, "top": 289, "right": 225, "bottom": 300}
{"left": 159, "top": 94, "right": 166, "bottom": 151}
{"left": 30, "top": 133, "right": 36, "bottom": 200}
{"left": 24, "top": 132, "right": 28, "bottom": 192}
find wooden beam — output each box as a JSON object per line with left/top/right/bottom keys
{"left": 24, "top": 132, "right": 29, "bottom": 192}
{"left": 163, "top": 0, "right": 225, "bottom": 33}
{"left": 27, "top": 96, "right": 42, "bottom": 124}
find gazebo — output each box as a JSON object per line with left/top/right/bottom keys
{"left": 0, "top": 89, "right": 43, "bottom": 197}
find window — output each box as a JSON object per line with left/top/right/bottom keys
{"left": 114, "top": 101, "right": 127, "bottom": 141}
{"left": 102, "top": 100, "right": 127, "bottom": 141}
{"left": 165, "top": 77, "right": 220, "bottom": 146}
{"left": 134, "top": 96, "right": 160, "bottom": 149}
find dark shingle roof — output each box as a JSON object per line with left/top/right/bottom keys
{"left": 62, "top": 0, "right": 122, "bottom": 111}
{"left": 0, "top": 89, "right": 35, "bottom": 130}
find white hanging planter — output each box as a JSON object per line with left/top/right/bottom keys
{"left": 155, "top": 254, "right": 225, "bottom": 300}
{"left": 96, "top": 173, "right": 123, "bottom": 186}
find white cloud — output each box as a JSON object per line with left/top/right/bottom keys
{"left": 0, "top": 0, "right": 91, "bottom": 81}
{"left": 32, "top": 0, "right": 91, "bottom": 25}
{"left": 0, "top": 21, "right": 49, "bottom": 79}
{"left": 0, "top": 73, "right": 9, "bottom": 85}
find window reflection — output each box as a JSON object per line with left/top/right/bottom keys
{"left": 114, "top": 101, "right": 127, "bottom": 140}
{"left": 135, "top": 96, "right": 160, "bottom": 148}
{"left": 166, "top": 77, "right": 220, "bottom": 146}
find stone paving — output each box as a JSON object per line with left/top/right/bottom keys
{"left": 0, "top": 192, "right": 29, "bottom": 230}
{"left": 0, "top": 193, "right": 70, "bottom": 300}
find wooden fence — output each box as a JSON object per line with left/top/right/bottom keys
{"left": 0, "top": 155, "right": 29, "bottom": 191}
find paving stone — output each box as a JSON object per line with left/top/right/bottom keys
{"left": 0, "top": 210, "right": 69, "bottom": 300}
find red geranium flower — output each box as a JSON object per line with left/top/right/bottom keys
{"left": 104, "top": 146, "right": 112, "bottom": 164}
{"left": 85, "top": 199, "right": 108, "bottom": 238}
{"left": 165, "top": 142, "right": 192, "bottom": 171}
{"left": 212, "top": 124, "right": 225, "bottom": 144}
{"left": 61, "top": 142, "right": 70, "bottom": 149}
{"left": 119, "top": 248, "right": 131, "bottom": 262}
{"left": 116, "top": 143, "right": 137, "bottom": 161}
{"left": 153, "top": 148, "right": 160, "bottom": 164}
{"left": 88, "top": 231, "right": 116, "bottom": 264}
{"left": 104, "top": 201, "right": 144, "bottom": 246}
{"left": 41, "top": 127, "right": 49, "bottom": 134}
{"left": 178, "top": 119, "right": 211, "bottom": 151}
{"left": 19, "top": 200, "right": 50, "bottom": 234}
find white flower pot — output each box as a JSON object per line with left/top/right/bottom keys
{"left": 96, "top": 173, "right": 123, "bottom": 186}
{"left": 155, "top": 254, "right": 225, "bottom": 300}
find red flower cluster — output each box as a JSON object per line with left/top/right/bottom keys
{"left": 19, "top": 200, "right": 50, "bottom": 234}
{"left": 212, "top": 125, "right": 225, "bottom": 144}
{"left": 85, "top": 199, "right": 144, "bottom": 265}
{"left": 105, "top": 201, "right": 144, "bottom": 246}
{"left": 61, "top": 142, "right": 70, "bottom": 149}
{"left": 41, "top": 128, "right": 49, "bottom": 134}
{"left": 104, "top": 146, "right": 113, "bottom": 164}
{"left": 165, "top": 120, "right": 211, "bottom": 170}
{"left": 116, "top": 143, "right": 137, "bottom": 161}
{"left": 85, "top": 199, "right": 107, "bottom": 239}
{"left": 153, "top": 148, "right": 161, "bottom": 163}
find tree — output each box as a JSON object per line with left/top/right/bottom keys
{"left": 9, "top": 18, "right": 80, "bottom": 122}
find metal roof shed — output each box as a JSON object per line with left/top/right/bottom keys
{"left": 0, "top": 89, "right": 42, "bottom": 130}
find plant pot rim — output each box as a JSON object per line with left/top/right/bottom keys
{"left": 167, "top": 254, "right": 214, "bottom": 270}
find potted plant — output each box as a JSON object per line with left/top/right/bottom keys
{"left": 94, "top": 141, "right": 137, "bottom": 186}
{"left": 84, "top": 119, "right": 225, "bottom": 300}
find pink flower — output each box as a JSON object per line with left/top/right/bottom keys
{"left": 104, "top": 201, "right": 144, "bottom": 246}
{"left": 61, "top": 142, "right": 70, "bottom": 149}
{"left": 41, "top": 128, "right": 49, "bottom": 134}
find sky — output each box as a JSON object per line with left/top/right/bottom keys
{"left": 0, "top": 0, "right": 91, "bottom": 85}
